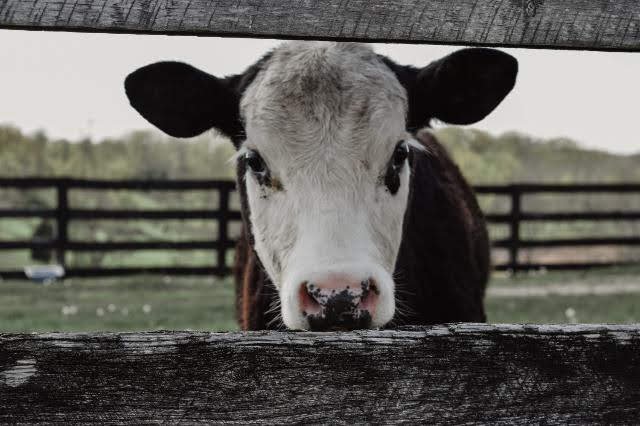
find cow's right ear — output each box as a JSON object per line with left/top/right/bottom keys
{"left": 381, "top": 48, "right": 517, "bottom": 131}
{"left": 125, "top": 61, "right": 242, "bottom": 141}
{"left": 415, "top": 48, "right": 518, "bottom": 126}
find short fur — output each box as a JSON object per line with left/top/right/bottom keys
{"left": 125, "top": 41, "right": 516, "bottom": 330}
{"left": 237, "top": 43, "right": 409, "bottom": 329}
{"left": 235, "top": 129, "right": 489, "bottom": 329}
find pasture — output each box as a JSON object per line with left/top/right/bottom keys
{"left": 2, "top": 266, "right": 639, "bottom": 332}
{"left": 2, "top": 0, "right": 640, "bottom": 421}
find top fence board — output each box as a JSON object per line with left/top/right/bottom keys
{"left": 0, "top": 0, "right": 639, "bottom": 51}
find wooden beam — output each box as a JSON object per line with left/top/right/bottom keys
{"left": 1, "top": 324, "right": 639, "bottom": 423}
{"left": 0, "top": 0, "right": 639, "bottom": 51}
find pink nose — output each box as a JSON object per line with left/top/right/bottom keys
{"left": 298, "top": 274, "right": 379, "bottom": 331}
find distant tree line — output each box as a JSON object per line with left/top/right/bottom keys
{"left": 1, "top": 124, "right": 639, "bottom": 184}
{"left": 435, "top": 127, "right": 640, "bottom": 184}
{"left": 0, "top": 125, "right": 235, "bottom": 181}
{"left": 1, "top": 123, "right": 639, "bottom": 270}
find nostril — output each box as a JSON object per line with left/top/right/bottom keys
{"left": 359, "top": 278, "right": 379, "bottom": 314}
{"left": 360, "top": 278, "right": 378, "bottom": 293}
{"left": 299, "top": 281, "right": 322, "bottom": 316}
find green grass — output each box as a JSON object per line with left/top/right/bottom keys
{"left": 488, "top": 264, "right": 640, "bottom": 287}
{"left": 0, "top": 276, "right": 238, "bottom": 332}
{"left": 485, "top": 294, "right": 640, "bottom": 323}
{"left": 485, "top": 266, "right": 640, "bottom": 323}
{"left": 1, "top": 267, "right": 639, "bottom": 332}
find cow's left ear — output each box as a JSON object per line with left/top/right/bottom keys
{"left": 384, "top": 48, "right": 518, "bottom": 130}
{"left": 125, "top": 61, "right": 242, "bottom": 140}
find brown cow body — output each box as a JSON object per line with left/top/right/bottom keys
{"left": 125, "top": 42, "right": 515, "bottom": 331}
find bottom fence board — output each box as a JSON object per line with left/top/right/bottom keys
{"left": 1, "top": 324, "right": 639, "bottom": 423}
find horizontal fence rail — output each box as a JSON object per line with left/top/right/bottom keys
{"left": 1, "top": 178, "right": 640, "bottom": 279}
{"left": 1, "top": 324, "right": 639, "bottom": 423}
{"left": 1, "top": 0, "right": 640, "bottom": 51}
{"left": 0, "top": 178, "right": 240, "bottom": 279}
{"left": 475, "top": 183, "right": 640, "bottom": 272}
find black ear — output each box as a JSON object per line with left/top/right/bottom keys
{"left": 382, "top": 48, "right": 518, "bottom": 130}
{"left": 125, "top": 61, "right": 242, "bottom": 140}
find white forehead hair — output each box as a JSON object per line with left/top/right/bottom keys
{"left": 239, "top": 42, "right": 409, "bottom": 174}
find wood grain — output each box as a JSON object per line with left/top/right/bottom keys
{"left": 1, "top": 324, "right": 639, "bottom": 423}
{"left": 0, "top": 0, "right": 639, "bottom": 51}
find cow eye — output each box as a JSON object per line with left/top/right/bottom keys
{"left": 392, "top": 141, "right": 409, "bottom": 169}
{"left": 244, "top": 150, "right": 267, "bottom": 174}
{"left": 383, "top": 141, "right": 409, "bottom": 195}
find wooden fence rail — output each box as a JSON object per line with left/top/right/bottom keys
{"left": 1, "top": 0, "right": 640, "bottom": 52}
{"left": 1, "top": 324, "right": 639, "bottom": 423}
{"left": 0, "top": 178, "right": 240, "bottom": 279}
{"left": 474, "top": 183, "right": 640, "bottom": 271}
{"left": 1, "top": 178, "right": 640, "bottom": 279}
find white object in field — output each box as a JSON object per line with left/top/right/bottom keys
{"left": 24, "top": 265, "right": 65, "bottom": 282}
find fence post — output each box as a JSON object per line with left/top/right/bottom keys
{"left": 217, "top": 186, "right": 229, "bottom": 272}
{"left": 56, "top": 180, "right": 69, "bottom": 267}
{"left": 509, "top": 186, "right": 521, "bottom": 272}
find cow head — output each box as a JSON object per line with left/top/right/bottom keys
{"left": 125, "top": 42, "right": 517, "bottom": 330}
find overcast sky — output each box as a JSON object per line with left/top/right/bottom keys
{"left": 1, "top": 30, "right": 639, "bottom": 154}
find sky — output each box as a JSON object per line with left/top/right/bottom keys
{"left": 1, "top": 30, "right": 639, "bottom": 154}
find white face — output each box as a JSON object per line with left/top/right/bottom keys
{"left": 239, "top": 42, "right": 413, "bottom": 330}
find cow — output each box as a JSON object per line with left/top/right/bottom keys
{"left": 124, "top": 42, "right": 518, "bottom": 331}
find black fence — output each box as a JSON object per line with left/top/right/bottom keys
{"left": 0, "top": 178, "right": 239, "bottom": 279}
{"left": 1, "top": 178, "right": 639, "bottom": 279}
{"left": 475, "top": 184, "right": 640, "bottom": 271}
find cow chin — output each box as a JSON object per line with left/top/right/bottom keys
{"left": 279, "top": 261, "right": 395, "bottom": 331}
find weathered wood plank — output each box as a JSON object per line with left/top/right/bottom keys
{"left": 0, "top": 0, "right": 639, "bottom": 51}
{"left": 1, "top": 324, "right": 639, "bottom": 423}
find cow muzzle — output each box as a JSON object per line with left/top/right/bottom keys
{"left": 298, "top": 274, "right": 379, "bottom": 331}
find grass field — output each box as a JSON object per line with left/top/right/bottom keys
{"left": 0, "top": 276, "right": 237, "bottom": 332}
{"left": 1, "top": 267, "right": 639, "bottom": 332}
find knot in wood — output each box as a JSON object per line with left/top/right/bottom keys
{"left": 524, "top": 0, "right": 537, "bottom": 17}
